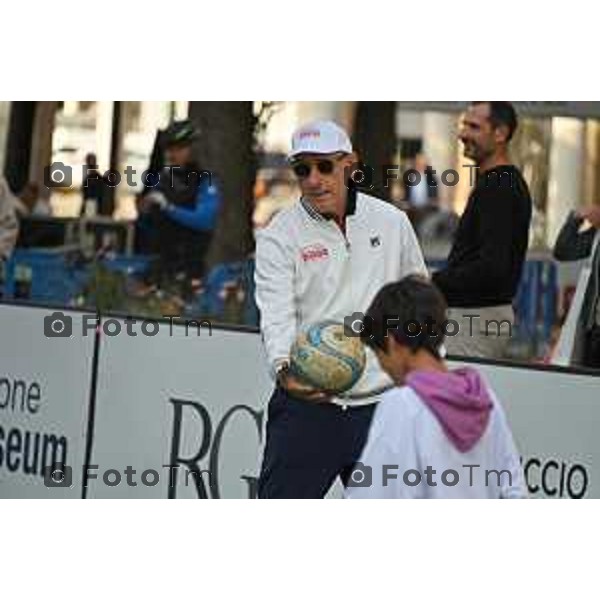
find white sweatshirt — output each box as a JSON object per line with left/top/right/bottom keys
{"left": 254, "top": 192, "right": 427, "bottom": 404}
{"left": 344, "top": 385, "right": 526, "bottom": 499}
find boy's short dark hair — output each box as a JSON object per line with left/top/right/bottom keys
{"left": 360, "top": 275, "right": 447, "bottom": 358}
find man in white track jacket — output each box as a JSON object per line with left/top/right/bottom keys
{"left": 255, "top": 120, "right": 427, "bottom": 498}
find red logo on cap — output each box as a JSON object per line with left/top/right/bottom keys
{"left": 299, "top": 130, "right": 321, "bottom": 139}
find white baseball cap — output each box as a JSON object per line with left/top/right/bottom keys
{"left": 289, "top": 120, "right": 353, "bottom": 159}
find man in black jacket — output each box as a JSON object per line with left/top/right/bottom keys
{"left": 432, "top": 102, "right": 532, "bottom": 359}
{"left": 553, "top": 205, "right": 600, "bottom": 369}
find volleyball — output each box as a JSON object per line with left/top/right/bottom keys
{"left": 289, "top": 320, "right": 366, "bottom": 394}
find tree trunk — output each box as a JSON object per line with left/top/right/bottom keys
{"left": 351, "top": 101, "right": 397, "bottom": 200}
{"left": 188, "top": 101, "right": 256, "bottom": 268}
{"left": 4, "top": 101, "right": 37, "bottom": 194}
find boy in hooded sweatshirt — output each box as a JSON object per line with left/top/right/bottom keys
{"left": 344, "top": 275, "right": 526, "bottom": 499}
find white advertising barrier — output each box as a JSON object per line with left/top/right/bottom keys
{"left": 0, "top": 304, "right": 95, "bottom": 498}
{"left": 87, "top": 317, "right": 271, "bottom": 498}
{"left": 86, "top": 314, "right": 600, "bottom": 499}
{"left": 455, "top": 360, "right": 600, "bottom": 499}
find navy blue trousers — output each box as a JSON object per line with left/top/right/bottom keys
{"left": 258, "top": 386, "right": 376, "bottom": 499}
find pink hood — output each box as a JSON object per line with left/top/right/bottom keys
{"left": 405, "top": 367, "right": 494, "bottom": 452}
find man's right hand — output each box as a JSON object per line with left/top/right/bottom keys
{"left": 144, "top": 191, "right": 168, "bottom": 210}
{"left": 278, "top": 366, "right": 331, "bottom": 403}
{"left": 576, "top": 205, "right": 600, "bottom": 229}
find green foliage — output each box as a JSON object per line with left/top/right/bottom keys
{"left": 82, "top": 262, "right": 127, "bottom": 313}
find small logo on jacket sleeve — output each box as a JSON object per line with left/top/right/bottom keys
{"left": 370, "top": 235, "right": 381, "bottom": 248}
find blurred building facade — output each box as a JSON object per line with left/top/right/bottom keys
{"left": 1, "top": 101, "right": 599, "bottom": 248}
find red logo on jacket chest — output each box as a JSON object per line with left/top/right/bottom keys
{"left": 301, "top": 243, "right": 330, "bottom": 262}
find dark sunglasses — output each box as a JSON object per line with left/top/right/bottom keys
{"left": 291, "top": 157, "right": 341, "bottom": 179}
